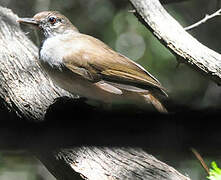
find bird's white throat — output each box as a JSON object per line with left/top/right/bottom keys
{"left": 40, "top": 35, "right": 65, "bottom": 69}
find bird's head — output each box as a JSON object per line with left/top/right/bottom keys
{"left": 17, "top": 11, "right": 79, "bottom": 38}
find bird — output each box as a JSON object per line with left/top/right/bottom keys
{"left": 17, "top": 11, "right": 168, "bottom": 113}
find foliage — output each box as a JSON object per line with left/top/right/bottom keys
{"left": 207, "top": 162, "right": 221, "bottom": 180}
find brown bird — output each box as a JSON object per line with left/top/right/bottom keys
{"left": 18, "top": 11, "right": 168, "bottom": 113}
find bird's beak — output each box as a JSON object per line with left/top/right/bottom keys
{"left": 17, "top": 18, "right": 39, "bottom": 27}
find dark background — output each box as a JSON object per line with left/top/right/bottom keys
{"left": 1, "top": 0, "right": 221, "bottom": 179}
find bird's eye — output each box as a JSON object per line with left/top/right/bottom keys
{"left": 48, "top": 17, "right": 56, "bottom": 24}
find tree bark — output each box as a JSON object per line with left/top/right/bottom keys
{"left": 37, "top": 147, "right": 190, "bottom": 180}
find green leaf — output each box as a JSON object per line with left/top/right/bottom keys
{"left": 207, "top": 161, "right": 221, "bottom": 180}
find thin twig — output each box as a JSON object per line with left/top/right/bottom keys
{"left": 185, "top": 9, "right": 221, "bottom": 31}
{"left": 191, "top": 148, "right": 210, "bottom": 175}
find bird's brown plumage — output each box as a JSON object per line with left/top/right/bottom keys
{"left": 63, "top": 34, "right": 167, "bottom": 95}
{"left": 18, "top": 11, "right": 168, "bottom": 113}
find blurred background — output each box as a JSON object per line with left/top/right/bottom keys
{"left": 0, "top": 0, "right": 221, "bottom": 179}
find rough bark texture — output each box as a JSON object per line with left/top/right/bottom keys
{"left": 37, "top": 147, "right": 190, "bottom": 180}
{"left": 130, "top": 0, "right": 221, "bottom": 85}
{"left": 0, "top": 5, "right": 191, "bottom": 180}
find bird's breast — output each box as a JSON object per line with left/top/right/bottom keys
{"left": 40, "top": 36, "right": 64, "bottom": 69}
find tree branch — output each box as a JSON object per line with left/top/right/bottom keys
{"left": 130, "top": 0, "right": 221, "bottom": 85}
{"left": 185, "top": 8, "right": 221, "bottom": 31}
{"left": 0, "top": 6, "right": 191, "bottom": 180}
{"left": 37, "top": 147, "right": 190, "bottom": 180}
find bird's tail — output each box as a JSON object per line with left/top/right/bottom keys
{"left": 143, "top": 93, "right": 167, "bottom": 113}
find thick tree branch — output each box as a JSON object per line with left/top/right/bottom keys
{"left": 130, "top": 0, "right": 221, "bottom": 85}
{"left": 0, "top": 6, "right": 191, "bottom": 180}
{"left": 37, "top": 147, "right": 190, "bottom": 180}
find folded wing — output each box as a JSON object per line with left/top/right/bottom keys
{"left": 63, "top": 33, "right": 167, "bottom": 96}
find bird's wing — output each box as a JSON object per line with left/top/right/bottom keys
{"left": 63, "top": 34, "right": 167, "bottom": 96}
